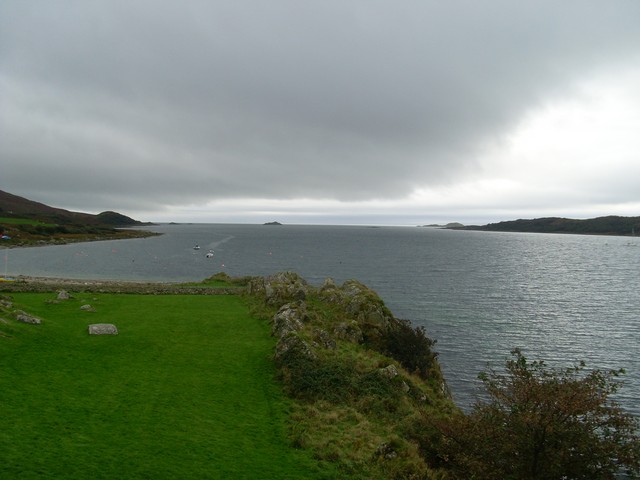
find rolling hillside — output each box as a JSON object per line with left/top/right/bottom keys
{"left": 0, "top": 189, "right": 143, "bottom": 226}
{"left": 0, "top": 189, "right": 155, "bottom": 246}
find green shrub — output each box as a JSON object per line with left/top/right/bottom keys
{"left": 378, "top": 319, "right": 438, "bottom": 379}
{"left": 436, "top": 349, "right": 640, "bottom": 479}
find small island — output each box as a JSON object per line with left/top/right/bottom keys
{"left": 263, "top": 221, "right": 282, "bottom": 226}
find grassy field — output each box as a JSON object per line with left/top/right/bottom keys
{"left": 1, "top": 293, "right": 338, "bottom": 479}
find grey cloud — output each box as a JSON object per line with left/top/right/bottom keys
{"left": 2, "top": 1, "right": 640, "bottom": 213}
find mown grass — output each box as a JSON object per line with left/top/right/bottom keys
{"left": 0, "top": 293, "right": 339, "bottom": 479}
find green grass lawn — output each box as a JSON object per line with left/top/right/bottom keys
{"left": 1, "top": 293, "right": 338, "bottom": 479}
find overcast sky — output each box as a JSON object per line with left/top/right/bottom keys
{"left": 2, "top": 1, "right": 640, "bottom": 225}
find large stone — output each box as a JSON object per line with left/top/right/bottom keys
{"left": 57, "top": 290, "right": 70, "bottom": 300}
{"left": 274, "top": 333, "right": 315, "bottom": 362}
{"left": 16, "top": 312, "right": 41, "bottom": 325}
{"left": 272, "top": 302, "right": 307, "bottom": 338}
{"left": 379, "top": 364, "right": 399, "bottom": 379}
{"left": 88, "top": 323, "right": 118, "bottom": 335}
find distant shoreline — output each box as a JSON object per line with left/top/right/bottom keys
{"left": 0, "top": 228, "right": 159, "bottom": 249}
{"left": 447, "top": 215, "right": 640, "bottom": 237}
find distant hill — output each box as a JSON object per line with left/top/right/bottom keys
{"left": 0, "top": 189, "right": 143, "bottom": 226}
{"left": 457, "top": 216, "right": 640, "bottom": 236}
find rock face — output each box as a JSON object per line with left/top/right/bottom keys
{"left": 272, "top": 302, "right": 315, "bottom": 361}
{"left": 272, "top": 302, "right": 307, "bottom": 338}
{"left": 248, "top": 272, "right": 310, "bottom": 306}
{"left": 88, "top": 323, "right": 118, "bottom": 335}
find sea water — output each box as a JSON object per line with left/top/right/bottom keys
{"left": 3, "top": 224, "right": 639, "bottom": 415}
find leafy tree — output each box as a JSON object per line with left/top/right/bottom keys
{"left": 437, "top": 349, "right": 640, "bottom": 479}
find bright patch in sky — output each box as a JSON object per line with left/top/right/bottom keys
{"left": 149, "top": 70, "right": 640, "bottom": 225}
{"left": 417, "top": 69, "right": 640, "bottom": 223}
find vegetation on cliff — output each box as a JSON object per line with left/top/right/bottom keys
{"left": 437, "top": 349, "right": 640, "bottom": 479}
{"left": 240, "top": 271, "right": 457, "bottom": 478}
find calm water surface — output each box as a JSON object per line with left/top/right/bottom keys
{"left": 3, "top": 224, "right": 639, "bottom": 414}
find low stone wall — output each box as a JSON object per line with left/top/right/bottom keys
{"left": 0, "top": 277, "right": 242, "bottom": 295}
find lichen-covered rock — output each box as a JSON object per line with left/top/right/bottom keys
{"left": 88, "top": 323, "right": 118, "bottom": 335}
{"left": 56, "top": 290, "right": 70, "bottom": 300}
{"left": 318, "top": 277, "right": 345, "bottom": 304}
{"left": 379, "top": 364, "right": 399, "bottom": 379}
{"left": 313, "top": 328, "right": 336, "bottom": 350}
{"left": 16, "top": 312, "right": 41, "bottom": 324}
{"left": 333, "top": 321, "right": 363, "bottom": 344}
{"left": 263, "top": 272, "right": 310, "bottom": 306}
{"left": 246, "top": 276, "right": 266, "bottom": 295}
{"left": 321, "top": 277, "right": 336, "bottom": 290}
{"left": 274, "top": 332, "right": 316, "bottom": 362}
{"left": 338, "top": 280, "right": 393, "bottom": 341}
{"left": 80, "top": 304, "right": 96, "bottom": 312}
{"left": 272, "top": 302, "right": 307, "bottom": 338}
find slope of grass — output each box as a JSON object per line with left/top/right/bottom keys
{"left": 1, "top": 293, "right": 338, "bottom": 479}
{"left": 0, "top": 217, "right": 56, "bottom": 227}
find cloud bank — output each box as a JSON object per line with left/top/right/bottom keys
{"left": 2, "top": 1, "right": 640, "bottom": 223}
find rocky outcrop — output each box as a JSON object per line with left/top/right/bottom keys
{"left": 272, "top": 301, "right": 308, "bottom": 338}
{"left": 333, "top": 320, "right": 363, "bottom": 344}
{"left": 272, "top": 301, "right": 315, "bottom": 361}
{"left": 248, "top": 271, "right": 310, "bottom": 306}
{"left": 16, "top": 311, "right": 41, "bottom": 324}
{"left": 313, "top": 328, "right": 336, "bottom": 350}
{"left": 274, "top": 333, "right": 316, "bottom": 362}
{"left": 341, "top": 280, "right": 393, "bottom": 329}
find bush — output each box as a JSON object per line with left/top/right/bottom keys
{"left": 436, "top": 349, "right": 640, "bottom": 479}
{"left": 379, "top": 319, "right": 438, "bottom": 379}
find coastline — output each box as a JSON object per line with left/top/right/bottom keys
{"left": 0, "top": 275, "right": 239, "bottom": 295}
{"left": 0, "top": 228, "right": 159, "bottom": 249}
